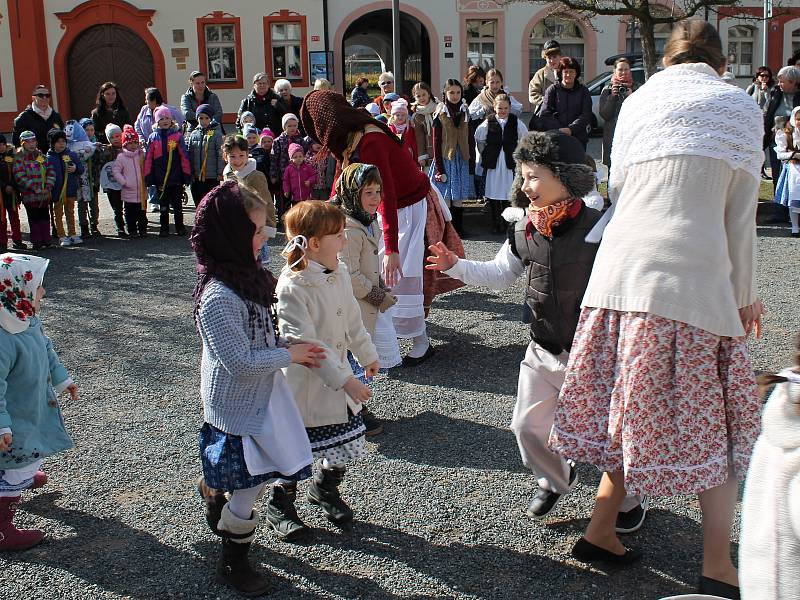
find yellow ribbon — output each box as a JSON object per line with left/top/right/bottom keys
{"left": 159, "top": 139, "right": 177, "bottom": 199}
{"left": 36, "top": 154, "right": 46, "bottom": 192}
{"left": 199, "top": 130, "right": 213, "bottom": 181}
{"left": 59, "top": 155, "right": 71, "bottom": 204}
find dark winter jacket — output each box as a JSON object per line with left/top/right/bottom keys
{"left": 274, "top": 95, "right": 306, "bottom": 137}
{"left": 539, "top": 83, "right": 593, "bottom": 148}
{"left": 143, "top": 129, "right": 191, "bottom": 188}
{"left": 599, "top": 83, "right": 638, "bottom": 167}
{"left": 0, "top": 149, "right": 17, "bottom": 208}
{"left": 181, "top": 87, "right": 225, "bottom": 134}
{"left": 764, "top": 88, "right": 800, "bottom": 149}
{"left": 12, "top": 106, "right": 65, "bottom": 153}
{"left": 236, "top": 90, "right": 281, "bottom": 133}
{"left": 269, "top": 132, "right": 307, "bottom": 182}
{"left": 46, "top": 148, "right": 84, "bottom": 200}
{"left": 510, "top": 202, "right": 601, "bottom": 355}
{"left": 91, "top": 105, "right": 133, "bottom": 144}
{"left": 187, "top": 121, "right": 224, "bottom": 180}
{"left": 350, "top": 86, "right": 372, "bottom": 108}
{"left": 249, "top": 146, "right": 271, "bottom": 181}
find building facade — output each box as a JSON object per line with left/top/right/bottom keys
{"left": 0, "top": 0, "right": 798, "bottom": 130}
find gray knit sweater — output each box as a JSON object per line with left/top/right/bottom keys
{"left": 197, "top": 280, "right": 292, "bottom": 436}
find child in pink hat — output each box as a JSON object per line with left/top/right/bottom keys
{"left": 282, "top": 142, "right": 317, "bottom": 203}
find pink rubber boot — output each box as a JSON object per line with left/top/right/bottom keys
{"left": 0, "top": 496, "right": 44, "bottom": 551}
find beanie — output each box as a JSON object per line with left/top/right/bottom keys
{"left": 19, "top": 131, "right": 37, "bottom": 142}
{"left": 239, "top": 111, "right": 255, "bottom": 122}
{"left": 260, "top": 128, "right": 275, "bottom": 140}
{"left": 79, "top": 118, "right": 94, "bottom": 130}
{"left": 288, "top": 143, "right": 305, "bottom": 158}
{"left": 105, "top": 123, "right": 122, "bottom": 140}
{"left": 242, "top": 124, "right": 259, "bottom": 139}
{"left": 281, "top": 113, "right": 298, "bottom": 128}
{"left": 382, "top": 93, "right": 400, "bottom": 103}
{"left": 48, "top": 128, "right": 66, "bottom": 148}
{"left": 153, "top": 106, "right": 172, "bottom": 123}
{"left": 390, "top": 99, "right": 408, "bottom": 116}
{"left": 365, "top": 103, "right": 381, "bottom": 117}
{"left": 196, "top": 103, "right": 213, "bottom": 118}
{"left": 121, "top": 124, "right": 138, "bottom": 146}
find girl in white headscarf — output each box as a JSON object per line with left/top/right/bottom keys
{"left": 774, "top": 105, "right": 800, "bottom": 236}
{"left": 0, "top": 253, "right": 78, "bottom": 551}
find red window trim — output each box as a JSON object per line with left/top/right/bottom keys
{"left": 197, "top": 12, "right": 244, "bottom": 90}
{"left": 263, "top": 11, "right": 309, "bottom": 88}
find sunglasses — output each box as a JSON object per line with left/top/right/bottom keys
{"left": 379, "top": 81, "right": 392, "bottom": 86}
{"left": 34, "top": 93, "right": 51, "bottom": 98}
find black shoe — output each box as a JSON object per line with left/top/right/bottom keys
{"left": 526, "top": 465, "right": 578, "bottom": 519}
{"left": 11, "top": 240, "right": 27, "bottom": 250}
{"left": 571, "top": 537, "right": 642, "bottom": 566}
{"left": 216, "top": 539, "right": 272, "bottom": 597}
{"left": 307, "top": 465, "right": 353, "bottom": 524}
{"left": 401, "top": 344, "right": 436, "bottom": 368}
{"left": 158, "top": 230, "right": 170, "bottom": 237}
{"left": 698, "top": 576, "right": 740, "bottom": 599}
{"left": 792, "top": 232, "right": 800, "bottom": 238}
{"left": 118, "top": 230, "right": 129, "bottom": 239}
{"left": 265, "top": 483, "right": 308, "bottom": 541}
{"left": 615, "top": 496, "right": 649, "bottom": 534}
{"left": 197, "top": 477, "right": 228, "bottom": 536}
{"left": 361, "top": 408, "right": 384, "bottom": 437}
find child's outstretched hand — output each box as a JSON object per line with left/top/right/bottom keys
{"left": 65, "top": 383, "right": 79, "bottom": 401}
{"left": 364, "top": 360, "right": 380, "bottom": 379}
{"left": 425, "top": 242, "right": 458, "bottom": 271}
{"left": 0, "top": 433, "right": 11, "bottom": 453}
{"left": 343, "top": 377, "right": 372, "bottom": 403}
{"left": 288, "top": 343, "right": 326, "bottom": 368}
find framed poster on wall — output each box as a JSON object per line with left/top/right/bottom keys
{"left": 309, "top": 51, "right": 334, "bottom": 84}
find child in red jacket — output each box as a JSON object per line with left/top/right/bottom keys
{"left": 282, "top": 143, "right": 316, "bottom": 204}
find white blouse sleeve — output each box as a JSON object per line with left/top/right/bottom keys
{"left": 509, "top": 94, "right": 523, "bottom": 116}
{"left": 775, "top": 130, "right": 795, "bottom": 161}
{"left": 444, "top": 240, "right": 525, "bottom": 290}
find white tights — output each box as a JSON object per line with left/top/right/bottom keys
{"left": 791, "top": 208, "right": 800, "bottom": 233}
{"left": 228, "top": 483, "right": 266, "bottom": 519}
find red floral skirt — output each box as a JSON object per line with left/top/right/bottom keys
{"left": 549, "top": 308, "right": 761, "bottom": 497}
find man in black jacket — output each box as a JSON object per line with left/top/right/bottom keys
{"left": 12, "top": 85, "right": 65, "bottom": 153}
{"left": 236, "top": 72, "right": 281, "bottom": 134}
{"left": 426, "top": 131, "right": 647, "bottom": 532}
{"left": 763, "top": 66, "right": 800, "bottom": 191}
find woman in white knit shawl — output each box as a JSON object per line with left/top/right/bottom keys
{"left": 548, "top": 21, "right": 764, "bottom": 599}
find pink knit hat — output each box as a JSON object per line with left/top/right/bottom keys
{"left": 153, "top": 106, "right": 172, "bottom": 123}
{"left": 390, "top": 99, "right": 408, "bottom": 116}
{"left": 288, "top": 142, "right": 305, "bottom": 157}
{"left": 260, "top": 128, "right": 275, "bottom": 140}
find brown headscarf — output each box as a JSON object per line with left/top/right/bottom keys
{"left": 300, "top": 90, "right": 400, "bottom": 161}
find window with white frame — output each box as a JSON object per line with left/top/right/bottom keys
{"left": 529, "top": 16, "right": 584, "bottom": 77}
{"left": 727, "top": 25, "right": 755, "bottom": 77}
{"left": 466, "top": 19, "right": 497, "bottom": 71}
{"left": 271, "top": 22, "right": 303, "bottom": 80}
{"left": 204, "top": 24, "right": 238, "bottom": 82}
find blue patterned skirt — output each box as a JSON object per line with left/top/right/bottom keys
{"left": 774, "top": 163, "right": 800, "bottom": 209}
{"left": 306, "top": 410, "right": 366, "bottom": 463}
{"left": 199, "top": 423, "right": 312, "bottom": 491}
{"left": 429, "top": 155, "right": 475, "bottom": 202}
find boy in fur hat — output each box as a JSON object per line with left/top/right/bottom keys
{"left": 426, "top": 131, "right": 647, "bottom": 528}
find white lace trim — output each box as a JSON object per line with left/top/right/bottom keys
{"left": 608, "top": 62, "right": 763, "bottom": 198}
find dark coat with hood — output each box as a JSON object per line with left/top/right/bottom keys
{"left": 91, "top": 105, "right": 133, "bottom": 144}
{"left": 539, "top": 82, "right": 592, "bottom": 148}
{"left": 237, "top": 89, "right": 281, "bottom": 133}
{"left": 12, "top": 106, "right": 65, "bottom": 153}
{"left": 274, "top": 94, "right": 306, "bottom": 137}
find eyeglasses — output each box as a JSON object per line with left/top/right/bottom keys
{"left": 34, "top": 93, "right": 51, "bottom": 98}
{"left": 379, "top": 81, "right": 392, "bottom": 86}
{"left": 758, "top": 73, "right": 770, "bottom": 78}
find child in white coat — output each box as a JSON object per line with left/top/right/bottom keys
{"left": 277, "top": 200, "right": 379, "bottom": 527}
{"left": 774, "top": 106, "right": 800, "bottom": 236}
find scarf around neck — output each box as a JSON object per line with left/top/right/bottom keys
{"left": 0, "top": 253, "right": 49, "bottom": 334}
{"left": 330, "top": 162, "right": 378, "bottom": 227}
{"left": 31, "top": 102, "right": 53, "bottom": 121}
{"left": 526, "top": 198, "right": 581, "bottom": 239}
{"left": 412, "top": 100, "right": 437, "bottom": 135}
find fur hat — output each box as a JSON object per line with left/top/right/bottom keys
{"left": 288, "top": 142, "right": 305, "bottom": 158}
{"left": 104, "top": 123, "right": 122, "bottom": 140}
{"left": 153, "top": 106, "right": 172, "bottom": 123}
{"left": 509, "top": 131, "right": 595, "bottom": 208}
{"left": 281, "top": 113, "right": 299, "bottom": 128}
{"left": 121, "top": 124, "right": 138, "bottom": 146}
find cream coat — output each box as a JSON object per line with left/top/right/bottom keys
{"left": 340, "top": 216, "right": 381, "bottom": 336}
{"left": 276, "top": 260, "right": 378, "bottom": 428}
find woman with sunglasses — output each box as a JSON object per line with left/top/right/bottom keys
{"left": 746, "top": 67, "right": 775, "bottom": 111}
{"left": 12, "top": 85, "right": 65, "bottom": 153}
{"left": 373, "top": 73, "right": 410, "bottom": 115}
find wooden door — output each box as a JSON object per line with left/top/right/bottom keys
{"left": 67, "top": 24, "right": 154, "bottom": 120}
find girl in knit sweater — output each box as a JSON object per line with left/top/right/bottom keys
{"left": 411, "top": 82, "right": 437, "bottom": 170}
{"left": 277, "top": 200, "right": 379, "bottom": 528}
{"left": 774, "top": 106, "right": 800, "bottom": 236}
{"left": 430, "top": 79, "right": 475, "bottom": 237}
{"left": 192, "top": 181, "right": 322, "bottom": 596}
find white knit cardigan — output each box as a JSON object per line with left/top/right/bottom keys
{"left": 740, "top": 375, "right": 800, "bottom": 600}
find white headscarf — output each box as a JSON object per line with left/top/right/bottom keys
{"left": 0, "top": 253, "right": 49, "bottom": 334}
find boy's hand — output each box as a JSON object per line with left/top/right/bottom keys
{"left": 65, "top": 384, "right": 79, "bottom": 401}
{"left": 425, "top": 242, "right": 458, "bottom": 271}
{"left": 0, "top": 433, "right": 11, "bottom": 453}
{"left": 67, "top": 164, "right": 77, "bottom": 173}
{"left": 364, "top": 361, "right": 380, "bottom": 379}
{"left": 343, "top": 377, "right": 372, "bottom": 403}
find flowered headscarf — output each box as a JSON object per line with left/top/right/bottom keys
{"left": 0, "top": 254, "right": 49, "bottom": 334}
{"left": 330, "top": 162, "right": 379, "bottom": 227}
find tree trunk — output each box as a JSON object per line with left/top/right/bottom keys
{"left": 638, "top": 15, "right": 659, "bottom": 80}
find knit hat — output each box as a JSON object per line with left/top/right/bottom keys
{"left": 260, "top": 128, "right": 275, "bottom": 140}
{"left": 281, "top": 113, "right": 299, "bottom": 128}
{"left": 48, "top": 128, "right": 66, "bottom": 148}
{"left": 288, "top": 142, "right": 305, "bottom": 158}
{"left": 79, "top": 117, "right": 94, "bottom": 130}
{"left": 382, "top": 93, "right": 400, "bottom": 103}
{"left": 542, "top": 40, "right": 561, "bottom": 57}
{"left": 196, "top": 103, "right": 213, "bottom": 118}
{"left": 365, "top": 103, "right": 380, "bottom": 116}
{"left": 121, "top": 124, "right": 138, "bottom": 146}
{"left": 242, "top": 124, "right": 259, "bottom": 139}
{"left": 390, "top": 99, "right": 408, "bottom": 116}
{"left": 509, "top": 131, "right": 595, "bottom": 208}
{"left": 239, "top": 111, "right": 255, "bottom": 122}
{"left": 153, "top": 106, "right": 172, "bottom": 123}
{"left": 104, "top": 123, "right": 122, "bottom": 140}
{"left": 19, "top": 131, "right": 36, "bottom": 142}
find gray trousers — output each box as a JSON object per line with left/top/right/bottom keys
{"left": 512, "top": 341, "right": 640, "bottom": 510}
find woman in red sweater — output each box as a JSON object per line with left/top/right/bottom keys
{"left": 301, "top": 90, "right": 460, "bottom": 366}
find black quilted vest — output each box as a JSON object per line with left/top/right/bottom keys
{"left": 480, "top": 113, "right": 518, "bottom": 171}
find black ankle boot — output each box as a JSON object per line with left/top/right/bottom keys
{"left": 216, "top": 538, "right": 271, "bottom": 597}
{"left": 197, "top": 477, "right": 228, "bottom": 536}
{"left": 265, "top": 483, "right": 308, "bottom": 541}
{"left": 307, "top": 465, "right": 353, "bottom": 524}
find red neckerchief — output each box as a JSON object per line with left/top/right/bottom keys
{"left": 526, "top": 198, "right": 582, "bottom": 239}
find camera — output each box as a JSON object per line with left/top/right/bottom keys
{"left": 617, "top": 84, "right": 628, "bottom": 95}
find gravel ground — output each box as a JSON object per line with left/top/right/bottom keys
{"left": 0, "top": 192, "right": 795, "bottom": 600}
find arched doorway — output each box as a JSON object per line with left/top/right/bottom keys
{"left": 342, "top": 10, "right": 430, "bottom": 95}
{"left": 67, "top": 24, "right": 154, "bottom": 118}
